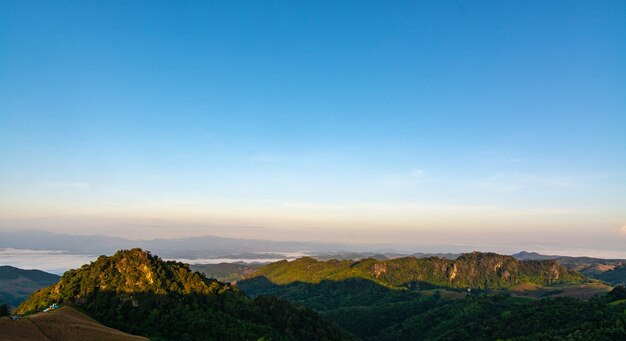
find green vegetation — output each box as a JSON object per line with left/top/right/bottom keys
{"left": 381, "top": 289, "right": 626, "bottom": 340}
{"left": 0, "top": 266, "right": 60, "bottom": 308}
{"left": 190, "top": 263, "right": 262, "bottom": 283}
{"left": 247, "top": 252, "right": 586, "bottom": 290}
{"left": 240, "top": 275, "right": 626, "bottom": 340}
{"left": 16, "top": 249, "right": 353, "bottom": 341}
{"left": 238, "top": 253, "right": 625, "bottom": 340}
{"left": 12, "top": 250, "right": 623, "bottom": 340}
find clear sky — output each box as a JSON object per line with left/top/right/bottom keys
{"left": 1, "top": 1, "right": 625, "bottom": 256}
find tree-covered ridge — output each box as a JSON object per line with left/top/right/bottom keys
{"left": 16, "top": 248, "right": 229, "bottom": 314}
{"left": 248, "top": 252, "right": 586, "bottom": 289}
{"left": 379, "top": 287, "right": 626, "bottom": 340}
{"left": 16, "top": 249, "right": 354, "bottom": 340}
{"left": 239, "top": 272, "right": 626, "bottom": 340}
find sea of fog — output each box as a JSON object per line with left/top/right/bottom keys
{"left": 0, "top": 248, "right": 306, "bottom": 275}
{"left": 0, "top": 249, "right": 98, "bottom": 275}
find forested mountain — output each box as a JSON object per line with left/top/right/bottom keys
{"left": 16, "top": 249, "right": 353, "bottom": 340}
{"left": 245, "top": 252, "right": 585, "bottom": 290}
{"left": 0, "top": 266, "right": 60, "bottom": 307}
{"left": 375, "top": 288, "right": 626, "bottom": 340}
{"left": 235, "top": 252, "right": 626, "bottom": 339}
{"left": 238, "top": 264, "right": 626, "bottom": 340}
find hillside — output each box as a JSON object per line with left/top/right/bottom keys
{"left": 0, "top": 266, "right": 60, "bottom": 307}
{"left": 237, "top": 253, "right": 625, "bottom": 340}
{"left": 512, "top": 251, "right": 626, "bottom": 284}
{"left": 595, "top": 265, "right": 626, "bottom": 285}
{"left": 244, "top": 252, "right": 586, "bottom": 290}
{"left": 190, "top": 262, "right": 263, "bottom": 283}
{"left": 16, "top": 249, "right": 353, "bottom": 340}
{"left": 0, "top": 306, "right": 147, "bottom": 341}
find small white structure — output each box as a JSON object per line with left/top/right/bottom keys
{"left": 43, "top": 303, "right": 59, "bottom": 313}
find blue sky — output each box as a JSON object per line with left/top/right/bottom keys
{"left": 1, "top": 1, "right": 625, "bottom": 255}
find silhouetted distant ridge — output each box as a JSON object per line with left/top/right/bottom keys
{"left": 512, "top": 251, "right": 560, "bottom": 260}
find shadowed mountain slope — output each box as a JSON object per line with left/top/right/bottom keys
{"left": 0, "top": 266, "right": 60, "bottom": 307}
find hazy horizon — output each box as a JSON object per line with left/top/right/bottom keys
{"left": 1, "top": 1, "right": 625, "bottom": 256}
{"left": 2, "top": 228, "right": 626, "bottom": 260}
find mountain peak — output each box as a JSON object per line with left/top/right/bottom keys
{"left": 16, "top": 248, "right": 229, "bottom": 314}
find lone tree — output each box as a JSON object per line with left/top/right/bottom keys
{"left": 0, "top": 303, "right": 10, "bottom": 317}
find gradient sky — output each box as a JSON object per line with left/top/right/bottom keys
{"left": 1, "top": 1, "right": 625, "bottom": 255}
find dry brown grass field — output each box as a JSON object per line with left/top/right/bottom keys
{"left": 0, "top": 306, "right": 147, "bottom": 341}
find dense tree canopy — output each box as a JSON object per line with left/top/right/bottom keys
{"left": 247, "top": 252, "right": 585, "bottom": 290}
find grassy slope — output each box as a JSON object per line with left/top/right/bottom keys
{"left": 0, "top": 306, "right": 147, "bottom": 341}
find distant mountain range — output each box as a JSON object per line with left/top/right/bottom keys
{"left": 2, "top": 230, "right": 625, "bottom": 264}
{"left": 2, "top": 230, "right": 625, "bottom": 286}
{"left": 0, "top": 229, "right": 361, "bottom": 259}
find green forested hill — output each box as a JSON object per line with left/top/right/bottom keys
{"left": 246, "top": 252, "right": 585, "bottom": 289}
{"left": 379, "top": 288, "right": 626, "bottom": 340}
{"left": 16, "top": 249, "right": 353, "bottom": 341}
{"left": 0, "top": 266, "right": 60, "bottom": 307}
{"left": 237, "top": 252, "right": 624, "bottom": 340}
{"left": 239, "top": 273, "right": 626, "bottom": 340}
